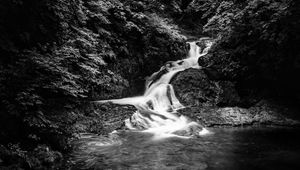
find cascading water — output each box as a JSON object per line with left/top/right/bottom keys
{"left": 97, "top": 38, "right": 213, "bottom": 139}
{"left": 72, "top": 38, "right": 300, "bottom": 170}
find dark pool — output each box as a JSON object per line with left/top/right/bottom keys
{"left": 71, "top": 127, "right": 300, "bottom": 170}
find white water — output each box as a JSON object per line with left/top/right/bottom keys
{"left": 97, "top": 38, "right": 213, "bottom": 139}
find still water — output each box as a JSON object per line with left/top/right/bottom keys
{"left": 71, "top": 127, "right": 300, "bottom": 170}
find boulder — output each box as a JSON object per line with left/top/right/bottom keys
{"left": 171, "top": 68, "right": 218, "bottom": 107}
{"left": 171, "top": 68, "right": 240, "bottom": 107}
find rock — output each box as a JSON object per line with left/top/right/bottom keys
{"left": 178, "top": 107, "right": 253, "bottom": 126}
{"left": 198, "top": 54, "right": 210, "bottom": 67}
{"left": 82, "top": 102, "right": 136, "bottom": 133}
{"left": 171, "top": 68, "right": 218, "bottom": 107}
{"left": 178, "top": 103, "right": 300, "bottom": 127}
{"left": 51, "top": 102, "right": 136, "bottom": 136}
{"left": 171, "top": 68, "right": 240, "bottom": 107}
{"left": 1, "top": 0, "right": 299, "bottom": 169}
{"left": 249, "top": 100, "right": 300, "bottom": 126}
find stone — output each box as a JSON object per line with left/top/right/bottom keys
{"left": 171, "top": 68, "right": 218, "bottom": 107}
{"left": 178, "top": 104, "right": 300, "bottom": 127}
{"left": 171, "top": 68, "right": 240, "bottom": 107}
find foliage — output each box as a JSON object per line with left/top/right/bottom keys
{"left": 199, "top": 0, "right": 300, "bottom": 103}
{"left": 0, "top": 0, "right": 188, "bottom": 168}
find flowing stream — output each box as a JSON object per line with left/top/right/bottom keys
{"left": 70, "top": 39, "right": 300, "bottom": 169}
{"left": 97, "top": 38, "right": 213, "bottom": 139}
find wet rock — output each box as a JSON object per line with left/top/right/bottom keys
{"left": 178, "top": 107, "right": 253, "bottom": 126}
{"left": 196, "top": 41, "right": 207, "bottom": 53}
{"left": 51, "top": 102, "right": 136, "bottom": 137}
{"left": 173, "top": 122, "right": 204, "bottom": 137}
{"left": 171, "top": 68, "right": 218, "bottom": 107}
{"left": 80, "top": 103, "right": 136, "bottom": 134}
{"left": 171, "top": 68, "right": 240, "bottom": 107}
{"left": 198, "top": 54, "right": 211, "bottom": 67}
{"left": 178, "top": 102, "right": 300, "bottom": 127}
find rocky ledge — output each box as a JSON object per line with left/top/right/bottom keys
{"left": 178, "top": 104, "right": 300, "bottom": 127}
{"left": 171, "top": 69, "right": 300, "bottom": 127}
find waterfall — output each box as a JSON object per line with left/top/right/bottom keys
{"left": 97, "top": 38, "right": 213, "bottom": 139}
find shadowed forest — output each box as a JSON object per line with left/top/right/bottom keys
{"left": 0, "top": 0, "right": 300, "bottom": 169}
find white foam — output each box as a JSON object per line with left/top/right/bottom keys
{"left": 199, "top": 128, "right": 212, "bottom": 136}
{"left": 96, "top": 38, "right": 213, "bottom": 139}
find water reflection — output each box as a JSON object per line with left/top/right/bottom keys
{"left": 71, "top": 127, "right": 300, "bottom": 170}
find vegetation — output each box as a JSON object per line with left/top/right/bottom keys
{"left": 0, "top": 0, "right": 187, "bottom": 168}
{"left": 0, "top": 0, "right": 299, "bottom": 169}
{"left": 198, "top": 0, "right": 300, "bottom": 105}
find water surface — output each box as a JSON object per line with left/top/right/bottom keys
{"left": 71, "top": 127, "right": 300, "bottom": 170}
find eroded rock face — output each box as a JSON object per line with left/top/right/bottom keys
{"left": 171, "top": 68, "right": 240, "bottom": 107}
{"left": 171, "top": 68, "right": 218, "bottom": 106}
